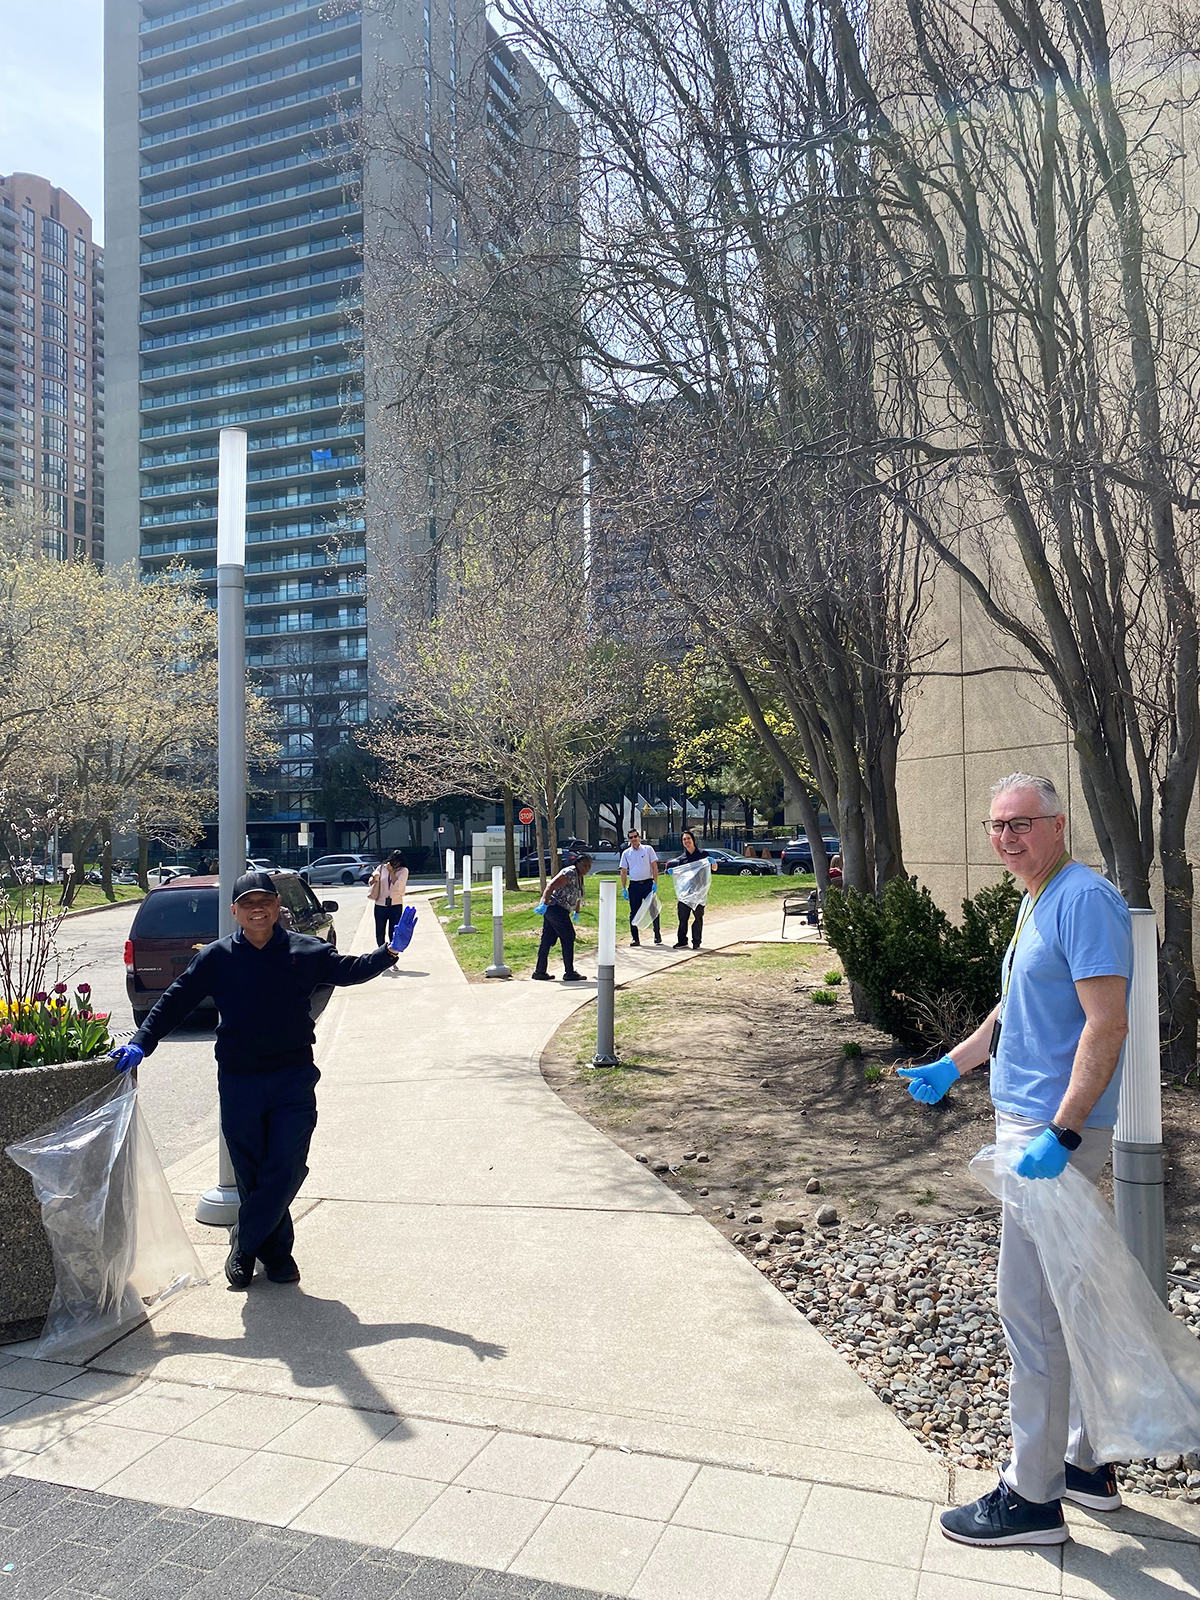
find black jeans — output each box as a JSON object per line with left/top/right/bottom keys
{"left": 374, "top": 903, "right": 403, "bottom": 946}
{"left": 628, "top": 878, "right": 660, "bottom": 943}
{"left": 535, "top": 903, "right": 577, "bottom": 976}
{"left": 677, "top": 903, "right": 704, "bottom": 948}
{"left": 219, "top": 1064, "right": 320, "bottom": 1263}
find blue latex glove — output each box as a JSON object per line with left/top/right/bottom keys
{"left": 897, "top": 1055, "right": 959, "bottom": 1104}
{"left": 1015, "top": 1128, "right": 1071, "bottom": 1180}
{"left": 572, "top": 911, "right": 580, "bottom": 924}
{"left": 621, "top": 887, "right": 629, "bottom": 901}
{"left": 534, "top": 902, "right": 547, "bottom": 916}
{"left": 390, "top": 905, "right": 417, "bottom": 953}
{"left": 109, "top": 1043, "right": 144, "bottom": 1075}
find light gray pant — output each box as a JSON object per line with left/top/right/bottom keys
{"left": 995, "top": 1110, "right": 1113, "bottom": 1505}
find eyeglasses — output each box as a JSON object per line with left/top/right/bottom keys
{"left": 982, "top": 816, "right": 1058, "bottom": 836}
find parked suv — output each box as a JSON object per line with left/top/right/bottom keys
{"left": 124, "top": 872, "right": 339, "bottom": 1026}
{"left": 780, "top": 834, "right": 841, "bottom": 874}
{"left": 300, "top": 853, "right": 379, "bottom": 886}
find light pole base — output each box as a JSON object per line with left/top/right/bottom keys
{"left": 195, "top": 1185, "right": 240, "bottom": 1228}
{"left": 458, "top": 923, "right": 478, "bottom": 935}
{"left": 1113, "top": 1139, "right": 1168, "bottom": 1303}
{"left": 591, "top": 1052, "right": 619, "bottom": 1068}
{"left": 485, "top": 964, "right": 512, "bottom": 978}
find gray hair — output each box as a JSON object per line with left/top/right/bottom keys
{"left": 990, "top": 772, "right": 1064, "bottom": 816}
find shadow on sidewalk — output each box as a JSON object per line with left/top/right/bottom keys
{"left": 131, "top": 1290, "right": 507, "bottom": 1423}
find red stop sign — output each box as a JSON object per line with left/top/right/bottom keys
{"left": 518, "top": 807, "right": 535, "bottom": 825}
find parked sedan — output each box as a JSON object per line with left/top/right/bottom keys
{"left": 300, "top": 853, "right": 379, "bottom": 885}
{"left": 124, "top": 871, "right": 338, "bottom": 1025}
{"left": 701, "top": 847, "right": 778, "bottom": 876}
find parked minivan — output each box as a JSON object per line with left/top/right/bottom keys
{"left": 124, "top": 872, "right": 338, "bottom": 1025}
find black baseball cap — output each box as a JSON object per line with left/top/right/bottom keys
{"left": 232, "top": 870, "right": 279, "bottom": 902}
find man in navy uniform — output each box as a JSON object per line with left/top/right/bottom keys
{"left": 109, "top": 871, "right": 401, "bottom": 1289}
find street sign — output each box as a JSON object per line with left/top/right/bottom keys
{"left": 61, "top": 853, "right": 73, "bottom": 870}
{"left": 518, "top": 807, "right": 535, "bottom": 825}
{"left": 298, "top": 824, "right": 310, "bottom": 845}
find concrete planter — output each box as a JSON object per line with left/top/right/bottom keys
{"left": 0, "top": 1057, "right": 114, "bottom": 1334}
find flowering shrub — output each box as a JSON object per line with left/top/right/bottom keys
{"left": 0, "top": 983, "right": 112, "bottom": 1069}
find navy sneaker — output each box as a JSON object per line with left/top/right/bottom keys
{"left": 940, "top": 1483, "right": 1067, "bottom": 1547}
{"left": 1064, "top": 1461, "right": 1122, "bottom": 1511}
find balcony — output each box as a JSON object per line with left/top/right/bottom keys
{"left": 138, "top": 74, "right": 360, "bottom": 153}
{"left": 140, "top": 230, "right": 362, "bottom": 296}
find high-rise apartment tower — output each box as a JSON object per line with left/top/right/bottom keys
{"left": 0, "top": 175, "right": 105, "bottom": 561}
{"left": 104, "top": 0, "right": 572, "bottom": 855}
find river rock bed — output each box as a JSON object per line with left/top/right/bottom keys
{"left": 734, "top": 1209, "right": 1200, "bottom": 1502}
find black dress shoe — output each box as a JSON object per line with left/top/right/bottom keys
{"left": 264, "top": 1255, "right": 301, "bottom": 1285}
{"left": 224, "top": 1231, "right": 254, "bottom": 1290}
{"left": 531, "top": 971, "right": 555, "bottom": 981}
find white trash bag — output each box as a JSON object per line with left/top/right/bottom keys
{"left": 672, "top": 859, "right": 711, "bottom": 909}
{"left": 970, "top": 1142, "right": 1200, "bottom": 1462}
{"left": 632, "top": 888, "right": 662, "bottom": 929}
{"left": 6, "top": 1074, "right": 207, "bottom": 1359}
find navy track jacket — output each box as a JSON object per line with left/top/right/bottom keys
{"left": 131, "top": 924, "right": 397, "bottom": 1073}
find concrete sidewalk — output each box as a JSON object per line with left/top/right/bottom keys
{"left": 2, "top": 905, "right": 1199, "bottom": 1598}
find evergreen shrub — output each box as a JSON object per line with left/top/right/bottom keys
{"left": 822, "top": 875, "right": 1022, "bottom": 1048}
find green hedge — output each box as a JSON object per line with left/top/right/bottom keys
{"left": 822, "top": 875, "right": 1021, "bottom": 1049}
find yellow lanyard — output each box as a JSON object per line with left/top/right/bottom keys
{"left": 1001, "top": 852, "right": 1071, "bottom": 1006}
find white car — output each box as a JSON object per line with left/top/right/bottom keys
{"left": 300, "top": 853, "right": 379, "bottom": 886}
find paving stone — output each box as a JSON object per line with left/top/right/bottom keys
{"left": 170, "top": 1533, "right": 297, "bottom": 1600}
{"left": 94, "top": 1513, "right": 210, "bottom": 1596}
{"left": 120, "top": 1562, "right": 207, "bottom": 1600}
{"left": 164, "top": 1517, "right": 257, "bottom": 1573}
{"left": 396, "top": 1557, "right": 480, "bottom": 1599}
{"left": 322, "top": 1561, "right": 405, "bottom": 1600}
{"left": 272, "top": 1537, "right": 369, "bottom": 1597}
{"left": 461, "top": 1577, "right": 540, "bottom": 1599}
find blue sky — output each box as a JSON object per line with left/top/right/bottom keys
{"left": 0, "top": 0, "right": 105, "bottom": 240}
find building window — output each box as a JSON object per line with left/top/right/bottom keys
{"left": 73, "top": 356, "right": 86, "bottom": 387}
{"left": 21, "top": 206, "right": 34, "bottom": 249}
{"left": 73, "top": 464, "right": 87, "bottom": 495}
{"left": 42, "top": 305, "right": 67, "bottom": 342}
{"left": 19, "top": 408, "right": 33, "bottom": 444}
{"left": 41, "top": 380, "right": 67, "bottom": 416}
{"left": 20, "top": 375, "right": 35, "bottom": 405}
{"left": 41, "top": 458, "right": 66, "bottom": 492}
{"left": 20, "top": 446, "right": 34, "bottom": 482}
{"left": 73, "top": 394, "right": 86, "bottom": 426}
{"left": 20, "top": 295, "right": 34, "bottom": 330}
{"left": 73, "top": 235, "right": 86, "bottom": 275}
{"left": 73, "top": 428, "right": 86, "bottom": 464}
{"left": 19, "top": 331, "right": 33, "bottom": 366}
{"left": 41, "top": 216, "right": 67, "bottom": 267}
{"left": 41, "top": 344, "right": 67, "bottom": 381}
{"left": 43, "top": 416, "right": 67, "bottom": 452}
{"left": 73, "top": 320, "right": 86, "bottom": 355}
{"left": 41, "top": 262, "right": 67, "bottom": 306}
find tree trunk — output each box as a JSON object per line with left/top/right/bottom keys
{"left": 137, "top": 834, "right": 149, "bottom": 893}
{"left": 546, "top": 770, "right": 561, "bottom": 875}
{"left": 502, "top": 786, "right": 518, "bottom": 891}
{"left": 534, "top": 807, "right": 548, "bottom": 894}
{"left": 100, "top": 820, "right": 114, "bottom": 902}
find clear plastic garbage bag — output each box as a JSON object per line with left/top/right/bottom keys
{"left": 672, "top": 859, "right": 711, "bottom": 908}
{"left": 5, "top": 1074, "right": 207, "bottom": 1359}
{"left": 970, "top": 1141, "right": 1200, "bottom": 1462}
{"left": 632, "top": 888, "right": 662, "bottom": 928}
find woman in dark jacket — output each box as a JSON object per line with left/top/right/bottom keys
{"left": 667, "top": 830, "right": 710, "bottom": 949}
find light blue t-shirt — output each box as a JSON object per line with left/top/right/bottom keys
{"left": 992, "top": 860, "right": 1133, "bottom": 1128}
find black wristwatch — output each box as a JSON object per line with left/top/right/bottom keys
{"left": 1048, "top": 1122, "right": 1082, "bottom": 1151}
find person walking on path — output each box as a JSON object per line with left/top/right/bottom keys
{"left": 666, "top": 830, "right": 710, "bottom": 949}
{"left": 898, "top": 773, "right": 1132, "bottom": 1550}
{"left": 533, "top": 854, "right": 592, "bottom": 982}
{"left": 107, "top": 871, "right": 403, "bottom": 1291}
{"left": 619, "top": 827, "right": 661, "bottom": 946}
{"left": 368, "top": 850, "right": 409, "bottom": 947}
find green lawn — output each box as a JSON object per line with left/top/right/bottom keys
{"left": 3, "top": 884, "right": 146, "bottom": 921}
{"left": 430, "top": 869, "right": 815, "bottom": 979}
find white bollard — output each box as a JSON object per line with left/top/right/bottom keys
{"left": 458, "top": 852, "right": 477, "bottom": 934}
{"left": 445, "top": 847, "right": 456, "bottom": 911}
{"left": 485, "top": 864, "right": 511, "bottom": 978}
{"left": 1113, "top": 907, "right": 1167, "bottom": 1300}
{"left": 593, "top": 879, "right": 619, "bottom": 1066}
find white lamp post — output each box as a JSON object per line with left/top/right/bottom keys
{"left": 196, "top": 428, "right": 247, "bottom": 1229}
{"left": 457, "top": 852, "right": 477, "bottom": 934}
{"left": 1113, "top": 907, "right": 1168, "bottom": 1301}
{"left": 445, "top": 846, "right": 456, "bottom": 911}
{"left": 593, "top": 879, "right": 619, "bottom": 1066}
{"left": 484, "top": 865, "right": 511, "bottom": 978}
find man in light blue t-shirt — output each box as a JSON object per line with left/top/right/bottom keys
{"left": 899, "top": 773, "right": 1132, "bottom": 1551}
